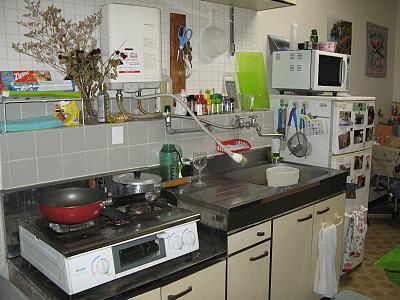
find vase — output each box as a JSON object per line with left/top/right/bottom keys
{"left": 82, "top": 97, "right": 98, "bottom": 124}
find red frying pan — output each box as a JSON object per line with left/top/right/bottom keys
{"left": 37, "top": 187, "right": 106, "bottom": 224}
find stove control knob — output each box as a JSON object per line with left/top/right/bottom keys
{"left": 95, "top": 257, "right": 110, "bottom": 275}
{"left": 169, "top": 234, "right": 183, "bottom": 250}
{"left": 183, "top": 230, "right": 196, "bottom": 245}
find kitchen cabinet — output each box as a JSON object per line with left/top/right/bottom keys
{"left": 227, "top": 240, "right": 270, "bottom": 300}
{"left": 226, "top": 220, "right": 271, "bottom": 300}
{"left": 160, "top": 260, "right": 226, "bottom": 300}
{"left": 129, "top": 289, "right": 161, "bottom": 300}
{"left": 200, "top": 0, "right": 295, "bottom": 11}
{"left": 270, "top": 193, "right": 346, "bottom": 300}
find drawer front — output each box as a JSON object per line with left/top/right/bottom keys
{"left": 228, "top": 221, "right": 271, "bottom": 255}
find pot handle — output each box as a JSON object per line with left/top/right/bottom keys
{"left": 162, "top": 177, "right": 190, "bottom": 188}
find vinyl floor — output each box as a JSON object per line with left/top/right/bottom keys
{"left": 339, "top": 218, "right": 400, "bottom": 300}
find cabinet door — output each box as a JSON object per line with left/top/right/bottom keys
{"left": 312, "top": 194, "right": 346, "bottom": 284}
{"left": 128, "top": 288, "right": 161, "bottom": 300}
{"left": 271, "top": 206, "right": 314, "bottom": 300}
{"left": 227, "top": 240, "right": 270, "bottom": 300}
{"left": 161, "top": 261, "right": 225, "bottom": 300}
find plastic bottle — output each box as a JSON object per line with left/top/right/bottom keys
{"left": 97, "top": 82, "right": 110, "bottom": 123}
{"left": 159, "top": 69, "right": 174, "bottom": 113}
{"left": 175, "top": 89, "right": 187, "bottom": 115}
{"left": 272, "top": 138, "right": 281, "bottom": 162}
{"left": 290, "top": 21, "right": 298, "bottom": 51}
{"left": 159, "top": 144, "right": 182, "bottom": 181}
{"left": 310, "top": 29, "right": 318, "bottom": 50}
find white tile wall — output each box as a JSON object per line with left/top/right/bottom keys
{"left": 0, "top": 110, "right": 273, "bottom": 189}
{"left": 0, "top": 0, "right": 257, "bottom": 93}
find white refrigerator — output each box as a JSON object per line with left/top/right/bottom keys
{"left": 270, "top": 94, "right": 375, "bottom": 271}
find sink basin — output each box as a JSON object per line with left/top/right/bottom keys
{"left": 224, "top": 163, "right": 328, "bottom": 187}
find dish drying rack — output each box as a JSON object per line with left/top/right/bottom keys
{"left": 216, "top": 139, "right": 251, "bottom": 153}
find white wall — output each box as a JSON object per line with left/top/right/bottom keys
{"left": 256, "top": 0, "right": 398, "bottom": 117}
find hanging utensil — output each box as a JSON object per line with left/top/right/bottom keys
{"left": 277, "top": 100, "right": 285, "bottom": 135}
{"left": 287, "top": 104, "right": 309, "bottom": 158}
{"left": 177, "top": 26, "right": 193, "bottom": 78}
{"left": 229, "top": 7, "right": 235, "bottom": 56}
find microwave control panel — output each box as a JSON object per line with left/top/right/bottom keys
{"left": 272, "top": 50, "right": 312, "bottom": 90}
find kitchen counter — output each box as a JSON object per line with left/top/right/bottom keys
{"left": 167, "top": 150, "right": 347, "bottom": 232}
{"left": 8, "top": 228, "right": 226, "bottom": 300}
{"left": 7, "top": 147, "right": 347, "bottom": 299}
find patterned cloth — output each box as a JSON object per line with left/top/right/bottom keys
{"left": 342, "top": 207, "right": 368, "bottom": 272}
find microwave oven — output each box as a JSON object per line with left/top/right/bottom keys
{"left": 272, "top": 50, "right": 351, "bottom": 95}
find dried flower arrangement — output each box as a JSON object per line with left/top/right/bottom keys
{"left": 12, "top": 0, "right": 126, "bottom": 122}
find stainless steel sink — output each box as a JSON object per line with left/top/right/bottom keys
{"left": 224, "top": 163, "right": 328, "bottom": 186}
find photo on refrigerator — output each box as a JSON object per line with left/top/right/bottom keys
{"left": 339, "top": 131, "right": 351, "bottom": 149}
{"left": 354, "top": 155, "right": 364, "bottom": 170}
{"left": 354, "top": 130, "right": 364, "bottom": 144}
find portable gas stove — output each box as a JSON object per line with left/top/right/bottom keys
{"left": 19, "top": 198, "right": 200, "bottom": 295}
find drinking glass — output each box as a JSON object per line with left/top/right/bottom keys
{"left": 193, "top": 152, "right": 207, "bottom": 186}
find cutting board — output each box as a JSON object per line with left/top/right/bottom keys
{"left": 236, "top": 52, "right": 270, "bottom": 109}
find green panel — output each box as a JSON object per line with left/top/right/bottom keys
{"left": 236, "top": 52, "right": 269, "bottom": 109}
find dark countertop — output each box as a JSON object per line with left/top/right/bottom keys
{"left": 8, "top": 227, "right": 226, "bottom": 300}
{"left": 168, "top": 160, "right": 347, "bottom": 232}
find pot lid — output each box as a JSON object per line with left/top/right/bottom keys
{"left": 112, "top": 171, "right": 162, "bottom": 186}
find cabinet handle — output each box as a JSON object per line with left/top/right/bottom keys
{"left": 297, "top": 214, "right": 312, "bottom": 222}
{"left": 256, "top": 231, "right": 265, "bottom": 237}
{"left": 249, "top": 251, "right": 269, "bottom": 262}
{"left": 168, "top": 286, "right": 193, "bottom": 300}
{"left": 317, "top": 207, "right": 330, "bottom": 215}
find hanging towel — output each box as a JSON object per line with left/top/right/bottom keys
{"left": 313, "top": 224, "right": 338, "bottom": 298}
{"left": 342, "top": 207, "right": 368, "bottom": 272}
{"left": 342, "top": 212, "right": 355, "bottom": 272}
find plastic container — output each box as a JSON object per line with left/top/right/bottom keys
{"left": 159, "top": 69, "right": 174, "bottom": 112}
{"left": 290, "top": 21, "right": 298, "bottom": 51}
{"left": 266, "top": 166, "right": 299, "bottom": 187}
{"left": 318, "top": 41, "right": 337, "bottom": 52}
{"left": 175, "top": 89, "right": 187, "bottom": 115}
{"left": 159, "top": 144, "right": 182, "bottom": 181}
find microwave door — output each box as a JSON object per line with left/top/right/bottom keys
{"left": 311, "top": 52, "right": 349, "bottom": 92}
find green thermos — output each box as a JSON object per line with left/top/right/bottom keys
{"left": 159, "top": 144, "right": 182, "bottom": 181}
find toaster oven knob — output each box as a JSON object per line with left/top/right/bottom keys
{"left": 169, "top": 234, "right": 183, "bottom": 250}
{"left": 95, "top": 257, "right": 110, "bottom": 275}
{"left": 182, "top": 230, "right": 196, "bottom": 245}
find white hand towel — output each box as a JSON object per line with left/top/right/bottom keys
{"left": 313, "top": 224, "right": 338, "bottom": 298}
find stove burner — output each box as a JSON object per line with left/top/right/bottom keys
{"left": 102, "top": 200, "right": 172, "bottom": 225}
{"left": 49, "top": 220, "right": 95, "bottom": 233}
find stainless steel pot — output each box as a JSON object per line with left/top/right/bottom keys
{"left": 112, "top": 171, "right": 163, "bottom": 202}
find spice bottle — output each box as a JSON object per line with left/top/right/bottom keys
{"left": 97, "top": 82, "right": 110, "bottom": 123}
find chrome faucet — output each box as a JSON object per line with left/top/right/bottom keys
{"left": 233, "top": 115, "right": 245, "bottom": 128}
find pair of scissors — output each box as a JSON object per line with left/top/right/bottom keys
{"left": 176, "top": 26, "right": 192, "bottom": 61}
